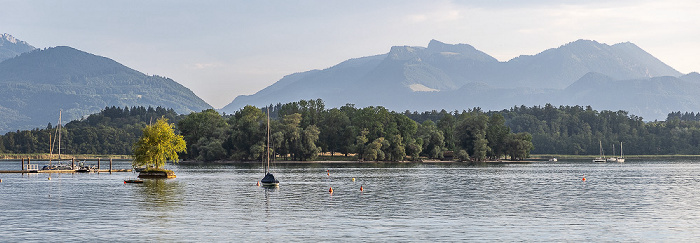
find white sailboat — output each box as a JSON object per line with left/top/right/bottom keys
{"left": 593, "top": 141, "right": 606, "bottom": 163}
{"left": 606, "top": 144, "right": 618, "bottom": 162}
{"left": 616, "top": 142, "right": 625, "bottom": 163}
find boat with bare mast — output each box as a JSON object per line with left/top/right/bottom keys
{"left": 607, "top": 143, "right": 618, "bottom": 162}
{"left": 42, "top": 110, "right": 74, "bottom": 171}
{"left": 616, "top": 142, "right": 625, "bottom": 163}
{"left": 593, "top": 141, "right": 606, "bottom": 163}
{"left": 260, "top": 108, "right": 279, "bottom": 187}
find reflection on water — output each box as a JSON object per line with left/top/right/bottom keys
{"left": 138, "top": 179, "right": 184, "bottom": 210}
{"left": 3, "top": 160, "right": 700, "bottom": 241}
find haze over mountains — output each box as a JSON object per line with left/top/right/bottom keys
{"left": 222, "top": 39, "right": 694, "bottom": 121}
{"left": 0, "top": 34, "right": 211, "bottom": 134}
{"left": 1, "top": 33, "right": 698, "bottom": 134}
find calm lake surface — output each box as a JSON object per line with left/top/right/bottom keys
{"left": 2, "top": 159, "right": 700, "bottom": 242}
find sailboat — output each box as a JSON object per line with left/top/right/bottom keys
{"left": 42, "top": 110, "right": 74, "bottom": 170}
{"left": 593, "top": 141, "right": 606, "bottom": 163}
{"left": 260, "top": 108, "right": 279, "bottom": 187}
{"left": 606, "top": 144, "right": 618, "bottom": 162}
{"left": 616, "top": 142, "right": 625, "bottom": 163}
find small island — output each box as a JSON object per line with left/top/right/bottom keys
{"left": 132, "top": 117, "right": 186, "bottom": 179}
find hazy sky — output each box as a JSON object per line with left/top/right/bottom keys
{"left": 2, "top": 0, "right": 699, "bottom": 108}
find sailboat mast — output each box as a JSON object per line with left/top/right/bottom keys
{"left": 620, "top": 142, "right": 624, "bottom": 158}
{"left": 266, "top": 107, "right": 271, "bottom": 174}
{"left": 58, "top": 110, "right": 62, "bottom": 161}
{"left": 612, "top": 144, "right": 615, "bottom": 157}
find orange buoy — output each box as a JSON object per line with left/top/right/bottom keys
{"left": 329, "top": 187, "right": 333, "bottom": 193}
{"left": 256, "top": 181, "right": 260, "bottom": 186}
{"left": 582, "top": 175, "right": 586, "bottom": 181}
{"left": 360, "top": 185, "right": 363, "bottom": 191}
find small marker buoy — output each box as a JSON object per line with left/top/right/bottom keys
{"left": 582, "top": 174, "right": 586, "bottom": 181}
{"left": 256, "top": 181, "right": 260, "bottom": 186}
{"left": 352, "top": 178, "right": 355, "bottom": 182}
{"left": 329, "top": 187, "right": 333, "bottom": 193}
{"left": 48, "top": 177, "right": 51, "bottom": 180}
{"left": 360, "top": 185, "right": 363, "bottom": 191}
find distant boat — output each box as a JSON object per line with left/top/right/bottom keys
{"left": 593, "top": 141, "right": 606, "bottom": 163}
{"left": 75, "top": 161, "right": 98, "bottom": 173}
{"left": 606, "top": 143, "right": 618, "bottom": 162}
{"left": 616, "top": 142, "right": 625, "bottom": 163}
{"left": 260, "top": 108, "right": 279, "bottom": 187}
{"left": 42, "top": 110, "right": 75, "bottom": 171}
{"left": 549, "top": 158, "right": 558, "bottom": 162}
{"left": 124, "top": 178, "right": 143, "bottom": 183}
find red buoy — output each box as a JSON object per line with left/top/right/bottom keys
{"left": 329, "top": 187, "right": 333, "bottom": 193}
{"left": 360, "top": 185, "right": 363, "bottom": 191}
{"left": 256, "top": 181, "right": 260, "bottom": 186}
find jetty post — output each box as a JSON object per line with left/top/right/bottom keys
{"left": 71, "top": 158, "right": 74, "bottom": 169}
{"left": 109, "top": 158, "right": 113, "bottom": 173}
{"left": 22, "top": 158, "right": 24, "bottom": 170}
{"left": 97, "top": 158, "right": 100, "bottom": 171}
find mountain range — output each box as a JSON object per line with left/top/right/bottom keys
{"left": 0, "top": 34, "right": 211, "bottom": 133}
{"left": 1, "top": 34, "right": 697, "bottom": 134}
{"left": 221, "top": 39, "right": 692, "bottom": 121}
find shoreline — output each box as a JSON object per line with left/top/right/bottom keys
{"left": 4, "top": 154, "right": 700, "bottom": 163}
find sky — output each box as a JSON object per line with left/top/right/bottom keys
{"left": 2, "top": 0, "right": 699, "bottom": 108}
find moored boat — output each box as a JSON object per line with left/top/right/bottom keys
{"left": 75, "top": 161, "right": 98, "bottom": 173}
{"left": 616, "top": 142, "right": 625, "bottom": 163}
{"left": 593, "top": 141, "right": 606, "bottom": 163}
{"left": 260, "top": 108, "right": 279, "bottom": 187}
{"left": 124, "top": 178, "right": 144, "bottom": 183}
{"left": 43, "top": 110, "right": 76, "bottom": 171}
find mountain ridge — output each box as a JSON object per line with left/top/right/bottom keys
{"left": 0, "top": 45, "right": 212, "bottom": 133}
{"left": 222, "top": 39, "right": 688, "bottom": 120}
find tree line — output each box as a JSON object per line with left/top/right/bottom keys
{"left": 8, "top": 100, "right": 700, "bottom": 160}
{"left": 0, "top": 106, "right": 180, "bottom": 155}
{"left": 179, "top": 99, "right": 532, "bottom": 162}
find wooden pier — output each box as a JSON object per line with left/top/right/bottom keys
{"left": 0, "top": 169, "right": 132, "bottom": 173}
{"left": 0, "top": 158, "right": 132, "bottom": 173}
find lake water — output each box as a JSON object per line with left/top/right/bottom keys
{"left": 2, "top": 159, "right": 700, "bottom": 242}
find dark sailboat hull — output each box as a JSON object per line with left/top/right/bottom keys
{"left": 261, "top": 173, "right": 279, "bottom": 187}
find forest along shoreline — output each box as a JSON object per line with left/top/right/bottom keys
{"left": 7, "top": 99, "right": 700, "bottom": 163}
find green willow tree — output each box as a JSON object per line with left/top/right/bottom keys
{"left": 132, "top": 118, "right": 186, "bottom": 169}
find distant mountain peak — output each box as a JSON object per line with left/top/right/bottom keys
{"left": 426, "top": 39, "right": 498, "bottom": 62}
{"left": 2, "top": 33, "right": 22, "bottom": 45}
{"left": 388, "top": 45, "right": 424, "bottom": 60}
{"left": 0, "top": 33, "right": 36, "bottom": 62}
